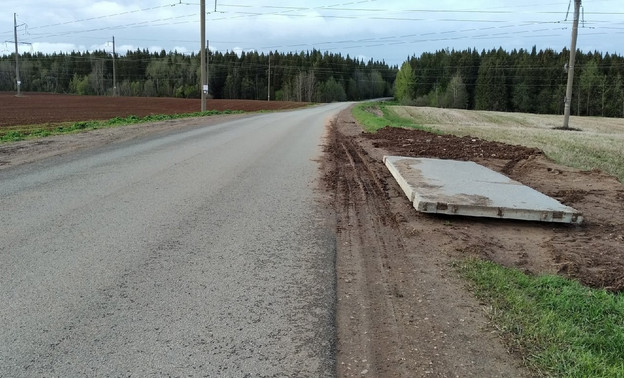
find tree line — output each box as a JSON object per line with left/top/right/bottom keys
{"left": 395, "top": 47, "right": 624, "bottom": 117}
{"left": 3, "top": 45, "right": 624, "bottom": 117}
{"left": 0, "top": 49, "right": 396, "bottom": 102}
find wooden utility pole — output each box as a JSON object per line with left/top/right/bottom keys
{"left": 200, "top": 0, "right": 207, "bottom": 111}
{"left": 206, "top": 39, "right": 210, "bottom": 101}
{"left": 14, "top": 13, "right": 21, "bottom": 97}
{"left": 267, "top": 54, "right": 271, "bottom": 101}
{"left": 563, "top": 0, "right": 581, "bottom": 129}
{"left": 112, "top": 36, "right": 117, "bottom": 96}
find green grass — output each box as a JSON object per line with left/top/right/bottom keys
{"left": 352, "top": 101, "right": 437, "bottom": 133}
{"left": 458, "top": 259, "right": 624, "bottom": 377}
{"left": 0, "top": 110, "right": 242, "bottom": 143}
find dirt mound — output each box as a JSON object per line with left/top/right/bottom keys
{"left": 366, "top": 126, "right": 542, "bottom": 161}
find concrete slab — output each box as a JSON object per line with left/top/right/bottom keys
{"left": 384, "top": 156, "right": 583, "bottom": 224}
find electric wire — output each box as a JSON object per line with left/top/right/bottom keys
{"left": 1, "top": 0, "right": 623, "bottom": 61}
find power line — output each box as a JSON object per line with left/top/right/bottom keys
{"left": 2, "top": 0, "right": 622, "bottom": 64}
{"left": 219, "top": 3, "right": 624, "bottom": 16}
{"left": 24, "top": 3, "right": 183, "bottom": 32}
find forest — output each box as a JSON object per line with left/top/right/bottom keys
{"left": 2, "top": 46, "right": 624, "bottom": 117}
{"left": 0, "top": 49, "right": 396, "bottom": 103}
{"left": 395, "top": 47, "right": 624, "bottom": 117}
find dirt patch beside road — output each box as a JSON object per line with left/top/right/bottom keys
{"left": 323, "top": 107, "right": 624, "bottom": 376}
{"left": 358, "top": 124, "right": 624, "bottom": 291}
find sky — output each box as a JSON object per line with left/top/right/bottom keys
{"left": 1, "top": 0, "right": 623, "bottom": 66}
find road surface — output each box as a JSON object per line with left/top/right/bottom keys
{"left": 0, "top": 103, "right": 348, "bottom": 376}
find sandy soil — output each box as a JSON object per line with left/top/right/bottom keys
{"left": 323, "top": 107, "right": 624, "bottom": 377}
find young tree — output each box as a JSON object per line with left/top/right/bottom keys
{"left": 395, "top": 61, "right": 414, "bottom": 104}
{"left": 444, "top": 72, "right": 468, "bottom": 109}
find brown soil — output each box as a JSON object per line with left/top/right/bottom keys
{"left": 322, "top": 107, "right": 624, "bottom": 377}
{"left": 0, "top": 92, "right": 307, "bottom": 127}
{"left": 0, "top": 93, "right": 308, "bottom": 169}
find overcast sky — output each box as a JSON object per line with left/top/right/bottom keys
{"left": 2, "top": 0, "right": 623, "bottom": 66}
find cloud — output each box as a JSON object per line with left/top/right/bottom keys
{"left": 82, "top": 1, "right": 130, "bottom": 18}
{"left": 2, "top": 0, "right": 623, "bottom": 66}
{"left": 30, "top": 42, "right": 84, "bottom": 54}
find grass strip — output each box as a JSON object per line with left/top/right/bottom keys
{"left": 457, "top": 258, "right": 624, "bottom": 377}
{"left": 0, "top": 110, "right": 242, "bottom": 143}
{"left": 352, "top": 101, "right": 436, "bottom": 133}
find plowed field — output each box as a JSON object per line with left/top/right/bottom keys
{"left": 0, "top": 92, "right": 307, "bottom": 127}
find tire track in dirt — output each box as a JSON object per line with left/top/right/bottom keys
{"left": 335, "top": 135, "right": 410, "bottom": 376}
{"left": 323, "top": 111, "right": 530, "bottom": 377}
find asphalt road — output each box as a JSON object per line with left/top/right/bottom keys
{"left": 0, "top": 103, "right": 348, "bottom": 377}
